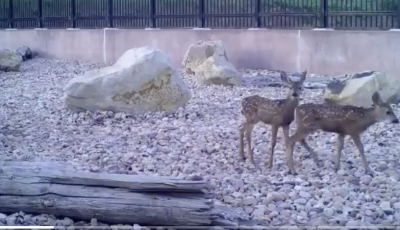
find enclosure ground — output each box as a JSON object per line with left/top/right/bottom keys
{"left": 1, "top": 58, "right": 400, "bottom": 227}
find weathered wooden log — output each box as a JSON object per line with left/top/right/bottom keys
{"left": 0, "top": 161, "right": 247, "bottom": 227}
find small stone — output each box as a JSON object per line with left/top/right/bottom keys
{"left": 262, "top": 194, "right": 274, "bottom": 205}
{"left": 231, "top": 192, "right": 243, "bottom": 198}
{"left": 323, "top": 207, "right": 334, "bottom": 216}
{"left": 360, "top": 175, "right": 372, "bottom": 185}
{"left": 223, "top": 196, "right": 236, "bottom": 204}
{"left": 252, "top": 205, "right": 267, "bottom": 218}
{"left": 380, "top": 201, "right": 394, "bottom": 214}
{"left": 242, "top": 196, "right": 257, "bottom": 206}
{"left": 244, "top": 206, "right": 254, "bottom": 215}
{"left": 376, "top": 162, "right": 388, "bottom": 172}
{"left": 0, "top": 213, "right": 6, "bottom": 220}
{"left": 393, "top": 202, "right": 400, "bottom": 209}
{"left": 269, "top": 211, "right": 279, "bottom": 218}
{"left": 133, "top": 224, "right": 142, "bottom": 230}
{"left": 294, "top": 198, "right": 307, "bottom": 205}
{"left": 299, "top": 191, "right": 311, "bottom": 199}
{"left": 346, "top": 220, "right": 359, "bottom": 227}
{"left": 394, "top": 213, "right": 400, "bottom": 222}
{"left": 385, "top": 169, "right": 400, "bottom": 181}
{"left": 365, "top": 209, "right": 373, "bottom": 216}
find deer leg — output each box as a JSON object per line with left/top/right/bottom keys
{"left": 266, "top": 125, "right": 279, "bottom": 168}
{"left": 238, "top": 122, "right": 247, "bottom": 161}
{"left": 245, "top": 124, "right": 255, "bottom": 165}
{"left": 334, "top": 134, "right": 345, "bottom": 172}
{"left": 350, "top": 134, "right": 373, "bottom": 176}
{"left": 300, "top": 139, "right": 319, "bottom": 165}
{"left": 285, "top": 130, "right": 308, "bottom": 175}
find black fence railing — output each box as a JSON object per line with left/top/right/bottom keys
{"left": 0, "top": 0, "right": 399, "bottom": 30}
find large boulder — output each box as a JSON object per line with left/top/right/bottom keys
{"left": 182, "top": 39, "right": 242, "bottom": 86}
{"left": 323, "top": 71, "right": 400, "bottom": 107}
{"left": 0, "top": 48, "right": 23, "bottom": 72}
{"left": 64, "top": 47, "right": 192, "bottom": 115}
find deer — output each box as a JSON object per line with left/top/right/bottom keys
{"left": 284, "top": 91, "right": 399, "bottom": 176}
{"left": 238, "top": 70, "right": 307, "bottom": 168}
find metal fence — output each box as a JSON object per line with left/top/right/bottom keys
{"left": 0, "top": 0, "right": 399, "bottom": 30}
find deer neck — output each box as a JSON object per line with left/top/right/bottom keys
{"left": 357, "top": 107, "right": 380, "bottom": 130}
{"left": 283, "top": 95, "right": 300, "bottom": 113}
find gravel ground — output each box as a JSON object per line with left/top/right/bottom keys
{"left": 1, "top": 58, "right": 400, "bottom": 229}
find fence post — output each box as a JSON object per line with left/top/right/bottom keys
{"left": 253, "top": 0, "right": 260, "bottom": 27}
{"left": 397, "top": 0, "right": 400, "bottom": 28}
{"left": 108, "top": 0, "right": 113, "bottom": 27}
{"left": 8, "top": 0, "right": 13, "bottom": 28}
{"left": 150, "top": 0, "right": 156, "bottom": 28}
{"left": 198, "top": 0, "right": 204, "bottom": 27}
{"left": 319, "top": 0, "right": 327, "bottom": 28}
{"left": 37, "top": 0, "right": 43, "bottom": 28}
{"left": 71, "top": 0, "right": 76, "bottom": 28}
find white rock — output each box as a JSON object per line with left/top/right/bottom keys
{"left": 323, "top": 71, "right": 400, "bottom": 107}
{"left": 0, "top": 49, "right": 23, "bottom": 71}
{"left": 64, "top": 47, "right": 192, "bottom": 114}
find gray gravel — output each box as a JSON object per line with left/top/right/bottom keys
{"left": 1, "top": 58, "right": 400, "bottom": 228}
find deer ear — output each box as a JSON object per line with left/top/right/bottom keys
{"left": 372, "top": 91, "right": 383, "bottom": 105}
{"left": 280, "top": 71, "right": 291, "bottom": 85}
{"left": 299, "top": 69, "right": 307, "bottom": 83}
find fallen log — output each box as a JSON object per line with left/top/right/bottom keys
{"left": 0, "top": 161, "right": 247, "bottom": 227}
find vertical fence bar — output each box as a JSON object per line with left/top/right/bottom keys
{"left": 71, "top": 0, "right": 76, "bottom": 28}
{"left": 320, "top": 0, "right": 327, "bottom": 28}
{"left": 8, "top": 0, "right": 13, "bottom": 28}
{"left": 150, "top": 0, "right": 156, "bottom": 28}
{"left": 108, "top": 0, "right": 113, "bottom": 27}
{"left": 198, "top": 0, "right": 204, "bottom": 27}
{"left": 37, "top": 0, "right": 43, "bottom": 28}
{"left": 397, "top": 0, "right": 400, "bottom": 28}
{"left": 254, "top": 0, "right": 260, "bottom": 27}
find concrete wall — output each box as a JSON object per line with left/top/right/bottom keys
{"left": 1, "top": 28, "right": 400, "bottom": 76}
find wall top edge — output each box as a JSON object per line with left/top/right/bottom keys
{"left": 0, "top": 28, "right": 399, "bottom": 33}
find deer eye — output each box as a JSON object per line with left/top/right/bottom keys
{"left": 298, "top": 87, "right": 302, "bottom": 90}
{"left": 386, "top": 111, "right": 392, "bottom": 115}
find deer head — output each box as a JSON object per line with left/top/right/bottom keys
{"left": 280, "top": 70, "right": 307, "bottom": 98}
{"left": 371, "top": 91, "right": 399, "bottom": 124}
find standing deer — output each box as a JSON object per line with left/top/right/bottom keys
{"left": 284, "top": 91, "right": 399, "bottom": 176}
{"left": 239, "top": 70, "right": 307, "bottom": 167}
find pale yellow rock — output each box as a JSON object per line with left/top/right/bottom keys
{"left": 64, "top": 47, "right": 192, "bottom": 115}
{"left": 182, "top": 39, "right": 242, "bottom": 86}
{"left": 194, "top": 55, "right": 242, "bottom": 86}
{"left": 323, "top": 71, "right": 400, "bottom": 107}
{"left": 182, "top": 39, "right": 228, "bottom": 72}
